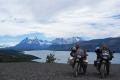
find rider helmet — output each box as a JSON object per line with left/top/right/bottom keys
{"left": 95, "top": 47, "right": 100, "bottom": 50}
{"left": 71, "top": 47, "right": 76, "bottom": 52}
{"left": 102, "top": 44, "right": 108, "bottom": 50}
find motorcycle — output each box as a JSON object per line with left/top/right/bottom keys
{"left": 99, "top": 52, "right": 110, "bottom": 78}
{"left": 74, "top": 55, "right": 86, "bottom": 77}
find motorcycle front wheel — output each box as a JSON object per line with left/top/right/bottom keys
{"left": 74, "top": 62, "right": 79, "bottom": 77}
{"left": 100, "top": 63, "right": 106, "bottom": 78}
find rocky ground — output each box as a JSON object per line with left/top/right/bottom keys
{"left": 0, "top": 62, "right": 120, "bottom": 80}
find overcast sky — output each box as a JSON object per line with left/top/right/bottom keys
{"left": 0, "top": 0, "right": 120, "bottom": 45}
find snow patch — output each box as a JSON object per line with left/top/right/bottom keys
{"left": 27, "top": 36, "right": 37, "bottom": 40}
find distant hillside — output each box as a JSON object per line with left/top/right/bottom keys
{"left": 48, "top": 37, "right": 120, "bottom": 53}
{"left": 0, "top": 49, "right": 39, "bottom": 62}
{"left": 79, "top": 37, "right": 120, "bottom": 52}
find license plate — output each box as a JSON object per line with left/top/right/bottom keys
{"left": 103, "top": 57, "right": 107, "bottom": 59}
{"left": 103, "top": 60, "right": 106, "bottom": 63}
{"left": 76, "top": 58, "right": 79, "bottom": 61}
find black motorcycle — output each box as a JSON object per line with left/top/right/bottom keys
{"left": 74, "top": 55, "right": 86, "bottom": 77}
{"left": 99, "top": 52, "right": 110, "bottom": 78}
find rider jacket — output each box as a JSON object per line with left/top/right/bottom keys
{"left": 75, "top": 48, "right": 87, "bottom": 59}
{"left": 70, "top": 48, "right": 87, "bottom": 58}
{"left": 101, "top": 49, "right": 113, "bottom": 60}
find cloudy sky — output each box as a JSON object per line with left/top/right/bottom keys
{"left": 0, "top": 0, "right": 120, "bottom": 45}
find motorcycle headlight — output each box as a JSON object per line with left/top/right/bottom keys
{"left": 76, "top": 58, "right": 79, "bottom": 61}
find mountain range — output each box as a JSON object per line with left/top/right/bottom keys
{"left": 1, "top": 36, "right": 120, "bottom": 52}
{"left": 5, "top": 37, "right": 83, "bottom": 51}
{"left": 48, "top": 37, "right": 120, "bottom": 52}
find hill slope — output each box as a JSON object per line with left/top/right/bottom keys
{"left": 0, "top": 49, "right": 39, "bottom": 62}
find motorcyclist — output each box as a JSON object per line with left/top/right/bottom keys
{"left": 70, "top": 44, "right": 88, "bottom": 74}
{"left": 101, "top": 44, "right": 113, "bottom": 60}
{"left": 98, "top": 44, "right": 114, "bottom": 75}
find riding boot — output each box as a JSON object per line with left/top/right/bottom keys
{"left": 83, "top": 62, "right": 87, "bottom": 75}
{"left": 106, "top": 67, "right": 109, "bottom": 75}
{"left": 83, "top": 68, "right": 87, "bottom": 75}
{"left": 107, "top": 69, "right": 109, "bottom": 75}
{"left": 97, "top": 62, "right": 101, "bottom": 72}
{"left": 72, "top": 61, "right": 76, "bottom": 69}
{"left": 106, "top": 62, "right": 110, "bottom": 75}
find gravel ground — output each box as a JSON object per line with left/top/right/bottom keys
{"left": 0, "top": 62, "right": 120, "bottom": 80}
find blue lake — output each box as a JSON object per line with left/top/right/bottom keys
{"left": 24, "top": 50, "right": 120, "bottom": 64}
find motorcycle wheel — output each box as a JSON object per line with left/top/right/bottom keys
{"left": 74, "top": 62, "right": 79, "bottom": 77}
{"left": 100, "top": 63, "right": 106, "bottom": 78}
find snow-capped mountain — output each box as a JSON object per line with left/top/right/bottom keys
{"left": 20, "top": 37, "right": 52, "bottom": 45}
{"left": 11, "top": 36, "right": 84, "bottom": 51}
{"left": 52, "top": 38, "right": 66, "bottom": 45}
{"left": 66, "top": 37, "right": 84, "bottom": 44}
{"left": 13, "top": 37, "right": 51, "bottom": 51}
{"left": 52, "top": 37, "right": 84, "bottom": 45}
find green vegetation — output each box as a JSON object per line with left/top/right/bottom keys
{"left": 46, "top": 53, "right": 56, "bottom": 63}
{"left": 0, "top": 49, "right": 40, "bottom": 62}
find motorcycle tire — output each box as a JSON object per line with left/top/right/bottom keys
{"left": 74, "top": 62, "right": 79, "bottom": 77}
{"left": 100, "top": 63, "right": 106, "bottom": 78}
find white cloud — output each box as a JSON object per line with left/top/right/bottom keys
{"left": 0, "top": 0, "right": 120, "bottom": 40}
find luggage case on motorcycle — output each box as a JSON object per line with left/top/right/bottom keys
{"left": 94, "top": 60, "right": 97, "bottom": 66}
{"left": 67, "top": 57, "right": 74, "bottom": 65}
{"left": 83, "top": 59, "right": 88, "bottom": 68}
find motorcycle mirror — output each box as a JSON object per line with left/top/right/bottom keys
{"left": 86, "top": 53, "right": 88, "bottom": 56}
{"left": 86, "top": 50, "right": 89, "bottom": 52}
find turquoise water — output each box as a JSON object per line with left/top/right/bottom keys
{"left": 24, "top": 50, "right": 120, "bottom": 64}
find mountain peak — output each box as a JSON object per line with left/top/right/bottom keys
{"left": 26, "top": 36, "right": 37, "bottom": 40}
